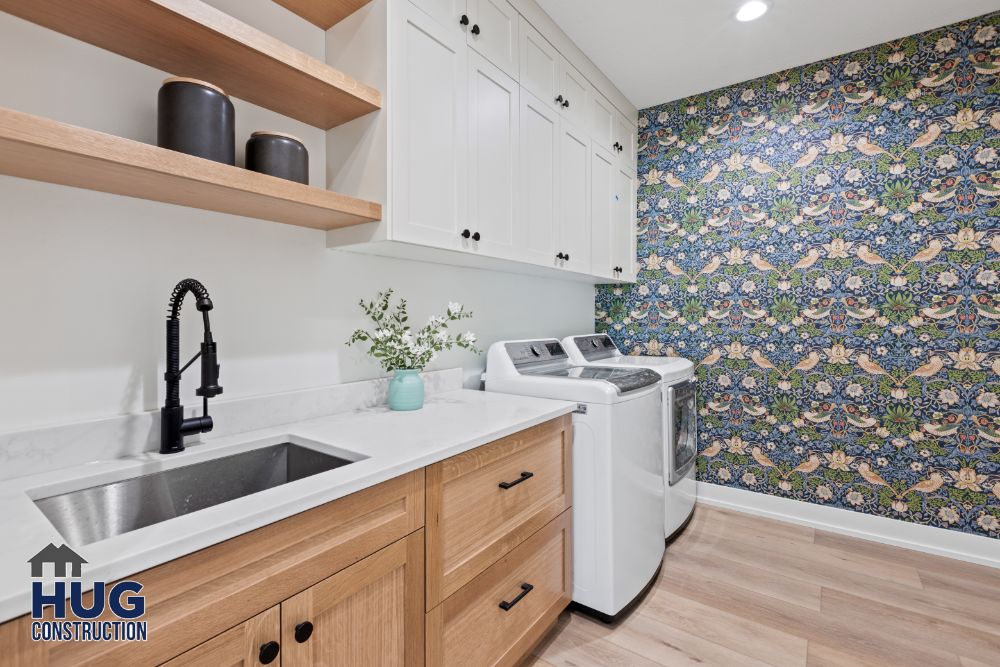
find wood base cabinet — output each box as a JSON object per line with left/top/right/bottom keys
{"left": 0, "top": 417, "right": 572, "bottom": 667}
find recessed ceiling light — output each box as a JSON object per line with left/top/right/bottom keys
{"left": 736, "top": 0, "right": 769, "bottom": 22}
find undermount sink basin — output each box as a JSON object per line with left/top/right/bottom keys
{"left": 33, "top": 443, "right": 358, "bottom": 546}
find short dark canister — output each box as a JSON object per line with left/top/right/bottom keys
{"left": 245, "top": 131, "right": 309, "bottom": 185}
{"left": 157, "top": 77, "right": 235, "bottom": 165}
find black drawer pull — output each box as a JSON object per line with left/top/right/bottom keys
{"left": 258, "top": 641, "right": 280, "bottom": 664}
{"left": 498, "top": 471, "right": 533, "bottom": 489}
{"left": 294, "top": 621, "right": 313, "bottom": 643}
{"left": 499, "top": 583, "right": 534, "bottom": 611}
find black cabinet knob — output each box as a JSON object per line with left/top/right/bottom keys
{"left": 472, "top": 231, "right": 481, "bottom": 241}
{"left": 294, "top": 621, "right": 314, "bottom": 643}
{"left": 459, "top": 14, "right": 469, "bottom": 25}
{"left": 556, "top": 252, "right": 565, "bottom": 261}
{"left": 555, "top": 94, "right": 564, "bottom": 105}
{"left": 564, "top": 253, "right": 570, "bottom": 261}
{"left": 562, "top": 99, "right": 569, "bottom": 109}
{"left": 259, "top": 641, "right": 280, "bottom": 665}
{"left": 471, "top": 24, "right": 480, "bottom": 35}
{"left": 461, "top": 229, "right": 471, "bottom": 239}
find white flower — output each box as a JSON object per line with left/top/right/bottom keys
{"left": 938, "top": 271, "right": 959, "bottom": 287}
{"left": 447, "top": 302, "right": 463, "bottom": 316}
{"left": 741, "top": 184, "right": 757, "bottom": 197}
{"left": 717, "top": 95, "right": 731, "bottom": 108}
{"left": 742, "top": 376, "right": 757, "bottom": 389}
{"left": 845, "top": 275, "right": 863, "bottom": 290}
{"left": 936, "top": 153, "right": 958, "bottom": 170}
{"left": 462, "top": 331, "right": 477, "bottom": 344}
{"left": 815, "top": 276, "right": 832, "bottom": 290}
{"left": 844, "top": 61, "right": 861, "bottom": 76}
{"left": 888, "top": 51, "right": 905, "bottom": 64}
{"left": 846, "top": 491, "right": 864, "bottom": 506}
{"left": 977, "top": 269, "right": 998, "bottom": 286}
{"left": 717, "top": 188, "right": 732, "bottom": 201}
{"left": 814, "top": 173, "right": 832, "bottom": 187}
{"left": 845, "top": 168, "right": 863, "bottom": 183}
{"left": 846, "top": 382, "right": 863, "bottom": 398}
{"left": 717, "top": 468, "right": 731, "bottom": 481}
{"left": 717, "top": 281, "right": 732, "bottom": 294}
{"left": 938, "top": 388, "right": 959, "bottom": 405}
{"left": 813, "top": 68, "right": 830, "bottom": 83}
{"left": 741, "top": 89, "right": 755, "bottom": 102}
{"left": 978, "top": 392, "right": 998, "bottom": 409}
{"left": 976, "top": 147, "right": 998, "bottom": 164}
{"left": 935, "top": 36, "right": 956, "bottom": 53}
{"left": 717, "top": 374, "right": 732, "bottom": 388}
{"left": 823, "top": 133, "right": 850, "bottom": 153}
{"left": 741, "top": 280, "right": 756, "bottom": 293}
{"left": 974, "top": 25, "right": 997, "bottom": 44}
{"left": 816, "top": 485, "right": 833, "bottom": 501}
{"left": 816, "top": 380, "right": 833, "bottom": 395}
{"left": 978, "top": 514, "right": 1000, "bottom": 533}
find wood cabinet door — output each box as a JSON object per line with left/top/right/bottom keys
{"left": 556, "top": 119, "right": 592, "bottom": 274}
{"left": 280, "top": 531, "right": 424, "bottom": 667}
{"left": 467, "top": 0, "right": 518, "bottom": 79}
{"left": 589, "top": 146, "right": 617, "bottom": 281}
{"left": 161, "top": 607, "right": 281, "bottom": 667}
{"left": 517, "top": 89, "right": 560, "bottom": 266}
{"left": 518, "top": 18, "right": 559, "bottom": 111}
{"left": 467, "top": 50, "right": 519, "bottom": 261}
{"left": 392, "top": 1, "right": 468, "bottom": 250}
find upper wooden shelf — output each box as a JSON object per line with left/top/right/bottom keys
{"left": 0, "top": 107, "right": 382, "bottom": 230}
{"left": 0, "top": 0, "right": 381, "bottom": 129}
{"left": 272, "top": 0, "right": 374, "bottom": 30}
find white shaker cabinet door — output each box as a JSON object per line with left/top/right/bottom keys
{"left": 590, "top": 89, "right": 617, "bottom": 156}
{"left": 556, "top": 120, "right": 591, "bottom": 274}
{"left": 519, "top": 18, "right": 559, "bottom": 110}
{"left": 615, "top": 111, "right": 637, "bottom": 173}
{"left": 467, "top": 0, "right": 518, "bottom": 80}
{"left": 589, "top": 146, "right": 616, "bottom": 281}
{"left": 467, "top": 51, "right": 519, "bottom": 260}
{"left": 517, "top": 89, "right": 560, "bottom": 266}
{"left": 556, "top": 59, "right": 589, "bottom": 130}
{"left": 409, "top": 0, "right": 467, "bottom": 33}
{"left": 392, "top": 3, "right": 468, "bottom": 249}
{"left": 613, "top": 166, "right": 638, "bottom": 282}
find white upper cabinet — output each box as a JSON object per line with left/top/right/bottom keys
{"left": 517, "top": 89, "right": 559, "bottom": 266}
{"left": 409, "top": 0, "right": 467, "bottom": 33}
{"left": 590, "top": 146, "right": 616, "bottom": 281}
{"left": 467, "top": 51, "right": 519, "bottom": 260}
{"left": 614, "top": 111, "right": 636, "bottom": 173}
{"left": 556, "top": 120, "right": 591, "bottom": 274}
{"left": 519, "top": 18, "right": 559, "bottom": 109}
{"left": 613, "top": 165, "right": 637, "bottom": 281}
{"left": 590, "top": 89, "right": 616, "bottom": 156}
{"left": 467, "top": 0, "right": 518, "bottom": 79}
{"left": 392, "top": 2, "right": 468, "bottom": 249}
{"left": 556, "top": 58, "right": 588, "bottom": 129}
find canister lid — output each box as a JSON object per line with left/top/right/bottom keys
{"left": 250, "top": 130, "right": 305, "bottom": 145}
{"left": 162, "top": 77, "right": 227, "bottom": 96}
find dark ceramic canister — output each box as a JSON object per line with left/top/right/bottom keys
{"left": 245, "top": 131, "right": 309, "bottom": 185}
{"left": 157, "top": 77, "right": 235, "bottom": 165}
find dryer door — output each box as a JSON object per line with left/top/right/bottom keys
{"left": 667, "top": 380, "right": 697, "bottom": 485}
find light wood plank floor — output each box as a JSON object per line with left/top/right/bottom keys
{"left": 529, "top": 505, "right": 1000, "bottom": 666}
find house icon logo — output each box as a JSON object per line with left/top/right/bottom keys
{"left": 28, "top": 543, "right": 87, "bottom": 578}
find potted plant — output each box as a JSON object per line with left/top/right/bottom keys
{"left": 347, "top": 290, "right": 480, "bottom": 411}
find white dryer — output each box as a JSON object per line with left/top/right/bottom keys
{"left": 485, "top": 339, "right": 664, "bottom": 621}
{"left": 562, "top": 334, "right": 697, "bottom": 539}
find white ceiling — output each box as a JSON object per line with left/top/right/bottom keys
{"left": 535, "top": 0, "right": 1000, "bottom": 109}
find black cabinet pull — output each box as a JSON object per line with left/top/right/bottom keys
{"left": 472, "top": 231, "right": 481, "bottom": 241}
{"left": 471, "top": 23, "right": 480, "bottom": 35}
{"left": 613, "top": 141, "right": 621, "bottom": 151}
{"left": 563, "top": 253, "right": 570, "bottom": 261}
{"left": 555, "top": 94, "right": 564, "bottom": 105}
{"left": 499, "top": 471, "right": 533, "bottom": 489}
{"left": 499, "top": 583, "right": 534, "bottom": 611}
{"left": 556, "top": 252, "right": 565, "bottom": 261}
{"left": 294, "top": 621, "right": 314, "bottom": 643}
{"left": 461, "top": 229, "right": 471, "bottom": 238}
{"left": 562, "top": 99, "right": 569, "bottom": 109}
{"left": 259, "top": 641, "right": 280, "bottom": 665}
{"left": 459, "top": 14, "right": 469, "bottom": 25}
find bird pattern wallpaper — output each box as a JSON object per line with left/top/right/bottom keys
{"left": 596, "top": 12, "right": 1000, "bottom": 538}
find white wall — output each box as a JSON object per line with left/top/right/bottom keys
{"left": 0, "top": 3, "right": 594, "bottom": 433}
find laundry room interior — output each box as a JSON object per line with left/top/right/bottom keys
{"left": 0, "top": 0, "right": 998, "bottom": 665}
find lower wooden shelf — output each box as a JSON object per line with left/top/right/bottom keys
{"left": 0, "top": 106, "right": 382, "bottom": 230}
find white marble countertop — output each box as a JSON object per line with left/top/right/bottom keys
{"left": 0, "top": 389, "right": 575, "bottom": 623}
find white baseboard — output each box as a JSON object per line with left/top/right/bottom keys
{"left": 696, "top": 482, "right": 1000, "bottom": 569}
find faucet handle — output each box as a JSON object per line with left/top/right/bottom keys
{"left": 196, "top": 341, "right": 223, "bottom": 398}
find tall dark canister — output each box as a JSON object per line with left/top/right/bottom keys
{"left": 245, "top": 131, "right": 309, "bottom": 185}
{"left": 157, "top": 77, "right": 235, "bottom": 165}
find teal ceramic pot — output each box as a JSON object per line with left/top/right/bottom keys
{"left": 388, "top": 369, "right": 424, "bottom": 411}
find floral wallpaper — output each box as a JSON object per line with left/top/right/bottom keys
{"left": 596, "top": 13, "right": 1000, "bottom": 538}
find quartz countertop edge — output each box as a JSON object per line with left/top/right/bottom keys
{"left": 0, "top": 389, "right": 576, "bottom": 623}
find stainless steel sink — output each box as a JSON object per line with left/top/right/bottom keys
{"left": 33, "top": 443, "right": 358, "bottom": 546}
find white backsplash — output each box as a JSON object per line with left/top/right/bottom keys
{"left": 0, "top": 368, "right": 463, "bottom": 481}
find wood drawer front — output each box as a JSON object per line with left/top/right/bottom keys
{"left": 426, "top": 511, "right": 572, "bottom": 667}
{"left": 281, "top": 531, "right": 425, "bottom": 667}
{"left": 426, "top": 415, "right": 572, "bottom": 608}
{"left": 0, "top": 470, "right": 424, "bottom": 667}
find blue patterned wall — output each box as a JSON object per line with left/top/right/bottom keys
{"left": 596, "top": 13, "right": 1000, "bottom": 538}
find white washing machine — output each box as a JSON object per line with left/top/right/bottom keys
{"left": 562, "top": 334, "right": 697, "bottom": 539}
{"left": 485, "top": 339, "right": 664, "bottom": 621}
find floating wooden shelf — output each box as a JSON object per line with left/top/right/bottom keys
{"left": 0, "top": 107, "right": 382, "bottom": 230}
{"left": 272, "top": 0, "right": 373, "bottom": 30}
{"left": 0, "top": 0, "right": 381, "bottom": 129}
